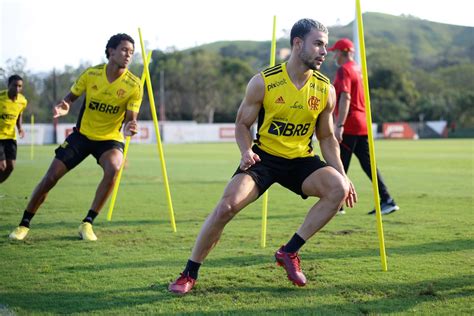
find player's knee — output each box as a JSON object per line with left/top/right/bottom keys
{"left": 104, "top": 163, "right": 121, "bottom": 179}
{"left": 328, "top": 180, "right": 349, "bottom": 205}
{"left": 216, "top": 199, "right": 240, "bottom": 221}
{"left": 43, "top": 172, "right": 60, "bottom": 187}
{"left": 111, "top": 164, "right": 121, "bottom": 177}
{"left": 0, "top": 161, "right": 6, "bottom": 172}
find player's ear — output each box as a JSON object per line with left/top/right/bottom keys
{"left": 293, "top": 37, "right": 304, "bottom": 51}
{"left": 107, "top": 47, "right": 114, "bottom": 59}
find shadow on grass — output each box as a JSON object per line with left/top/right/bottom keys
{"left": 190, "top": 274, "right": 473, "bottom": 314}
{"left": 0, "top": 215, "right": 229, "bottom": 234}
{"left": 0, "top": 219, "right": 169, "bottom": 233}
{"left": 0, "top": 285, "right": 174, "bottom": 314}
{"left": 54, "top": 238, "right": 472, "bottom": 274}
{"left": 308, "top": 238, "right": 473, "bottom": 260}
{"left": 1, "top": 275, "right": 471, "bottom": 314}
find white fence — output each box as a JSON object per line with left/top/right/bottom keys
{"left": 17, "top": 121, "right": 238, "bottom": 145}
{"left": 16, "top": 121, "right": 383, "bottom": 145}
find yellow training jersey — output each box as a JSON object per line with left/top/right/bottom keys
{"left": 0, "top": 90, "right": 28, "bottom": 140}
{"left": 71, "top": 64, "right": 142, "bottom": 142}
{"left": 256, "top": 62, "right": 330, "bottom": 159}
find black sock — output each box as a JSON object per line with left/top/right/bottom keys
{"left": 82, "top": 210, "right": 98, "bottom": 224}
{"left": 283, "top": 233, "right": 306, "bottom": 253}
{"left": 19, "top": 210, "right": 35, "bottom": 228}
{"left": 183, "top": 259, "right": 201, "bottom": 280}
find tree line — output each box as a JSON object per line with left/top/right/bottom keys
{"left": 1, "top": 22, "right": 472, "bottom": 130}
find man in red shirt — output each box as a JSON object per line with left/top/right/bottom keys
{"left": 329, "top": 38, "right": 399, "bottom": 215}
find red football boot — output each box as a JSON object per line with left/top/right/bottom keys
{"left": 168, "top": 273, "right": 196, "bottom": 294}
{"left": 275, "top": 246, "right": 307, "bottom": 286}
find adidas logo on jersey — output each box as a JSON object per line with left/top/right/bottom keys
{"left": 275, "top": 96, "right": 285, "bottom": 104}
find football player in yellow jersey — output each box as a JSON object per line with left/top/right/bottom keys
{"left": 0, "top": 75, "right": 27, "bottom": 183}
{"left": 9, "top": 34, "right": 142, "bottom": 242}
{"left": 170, "top": 19, "right": 358, "bottom": 294}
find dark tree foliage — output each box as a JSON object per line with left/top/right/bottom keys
{"left": 2, "top": 13, "right": 472, "bottom": 128}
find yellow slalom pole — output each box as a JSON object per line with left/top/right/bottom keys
{"left": 261, "top": 191, "right": 269, "bottom": 248}
{"left": 261, "top": 15, "right": 277, "bottom": 248}
{"left": 270, "top": 15, "right": 277, "bottom": 66}
{"left": 30, "top": 114, "right": 34, "bottom": 160}
{"left": 107, "top": 136, "right": 131, "bottom": 221}
{"left": 355, "top": 0, "right": 388, "bottom": 271}
{"left": 107, "top": 51, "right": 152, "bottom": 221}
{"left": 138, "top": 28, "right": 177, "bottom": 232}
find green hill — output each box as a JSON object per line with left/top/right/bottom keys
{"left": 12, "top": 13, "right": 472, "bottom": 128}
{"left": 330, "top": 12, "right": 473, "bottom": 67}
{"left": 182, "top": 13, "right": 473, "bottom": 128}
{"left": 191, "top": 12, "right": 473, "bottom": 70}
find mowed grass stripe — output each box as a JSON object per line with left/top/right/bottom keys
{"left": 0, "top": 139, "right": 472, "bottom": 314}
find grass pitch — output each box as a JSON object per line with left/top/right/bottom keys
{"left": 0, "top": 139, "right": 473, "bottom": 314}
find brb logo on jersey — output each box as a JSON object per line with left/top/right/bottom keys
{"left": 89, "top": 101, "right": 120, "bottom": 114}
{"left": 268, "top": 121, "right": 310, "bottom": 136}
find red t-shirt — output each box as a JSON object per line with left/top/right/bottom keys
{"left": 333, "top": 60, "right": 367, "bottom": 135}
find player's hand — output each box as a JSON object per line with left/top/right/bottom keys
{"left": 334, "top": 126, "right": 343, "bottom": 143}
{"left": 53, "top": 100, "right": 70, "bottom": 118}
{"left": 240, "top": 149, "right": 261, "bottom": 171}
{"left": 124, "top": 120, "right": 138, "bottom": 136}
{"left": 345, "top": 178, "right": 357, "bottom": 208}
{"left": 18, "top": 128, "right": 25, "bottom": 138}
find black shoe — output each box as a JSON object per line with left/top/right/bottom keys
{"left": 368, "top": 199, "right": 399, "bottom": 215}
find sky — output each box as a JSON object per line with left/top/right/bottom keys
{"left": 1, "top": 0, "right": 472, "bottom": 73}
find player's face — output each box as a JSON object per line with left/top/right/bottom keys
{"left": 110, "top": 40, "right": 134, "bottom": 69}
{"left": 333, "top": 50, "right": 344, "bottom": 67}
{"left": 297, "top": 29, "right": 328, "bottom": 70}
{"left": 8, "top": 80, "right": 23, "bottom": 96}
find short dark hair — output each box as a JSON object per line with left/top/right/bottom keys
{"left": 8, "top": 74, "right": 23, "bottom": 86}
{"left": 290, "top": 19, "right": 328, "bottom": 47}
{"left": 105, "top": 33, "right": 135, "bottom": 59}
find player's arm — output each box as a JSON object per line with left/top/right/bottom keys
{"left": 334, "top": 91, "right": 350, "bottom": 142}
{"left": 123, "top": 82, "right": 143, "bottom": 137}
{"left": 316, "top": 85, "right": 357, "bottom": 207}
{"left": 235, "top": 74, "right": 265, "bottom": 170}
{"left": 16, "top": 112, "right": 25, "bottom": 138}
{"left": 123, "top": 110, "right": 138, "bottom": 137}
{"left": 53, "top": 92, "right": 79, "bottom": 118}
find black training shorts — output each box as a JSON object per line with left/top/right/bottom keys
{"left": 0, "top": 139, "right": 17, "bottom": 161}
{"left": 233, "top": 145, "right": 328, "bottom": 199}
{"left": 55, "top": 128, "right": 124, "bottom": 170}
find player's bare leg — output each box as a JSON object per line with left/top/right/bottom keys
{"left": 9, "top": 159, "right": 68, "bottom": 240}
{"left": 90, "top": 149, "right": 123, "bottom": 213}
{"left": 26, "top": 159, "right": 69, "bottom": 213}
{"left": 275, "top": 167, "right": 349, "bottom": 286}
{"left": 190, "top": 174, "right": 260, "bottom": 263}
{"left": 0, "top": 160, "right": 15, "bottom": 183}
{"left": 169, "top": 174, "right": 260, "bottom": 294}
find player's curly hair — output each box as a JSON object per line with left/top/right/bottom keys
{"left": 105, "top": 33, "right": 135, "bottom": 59}
{"left": 8, "top": 74, "right": 23, "bottom": 86}
{"left": 290, "top": 19, "right": 328, "bottom": 47}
